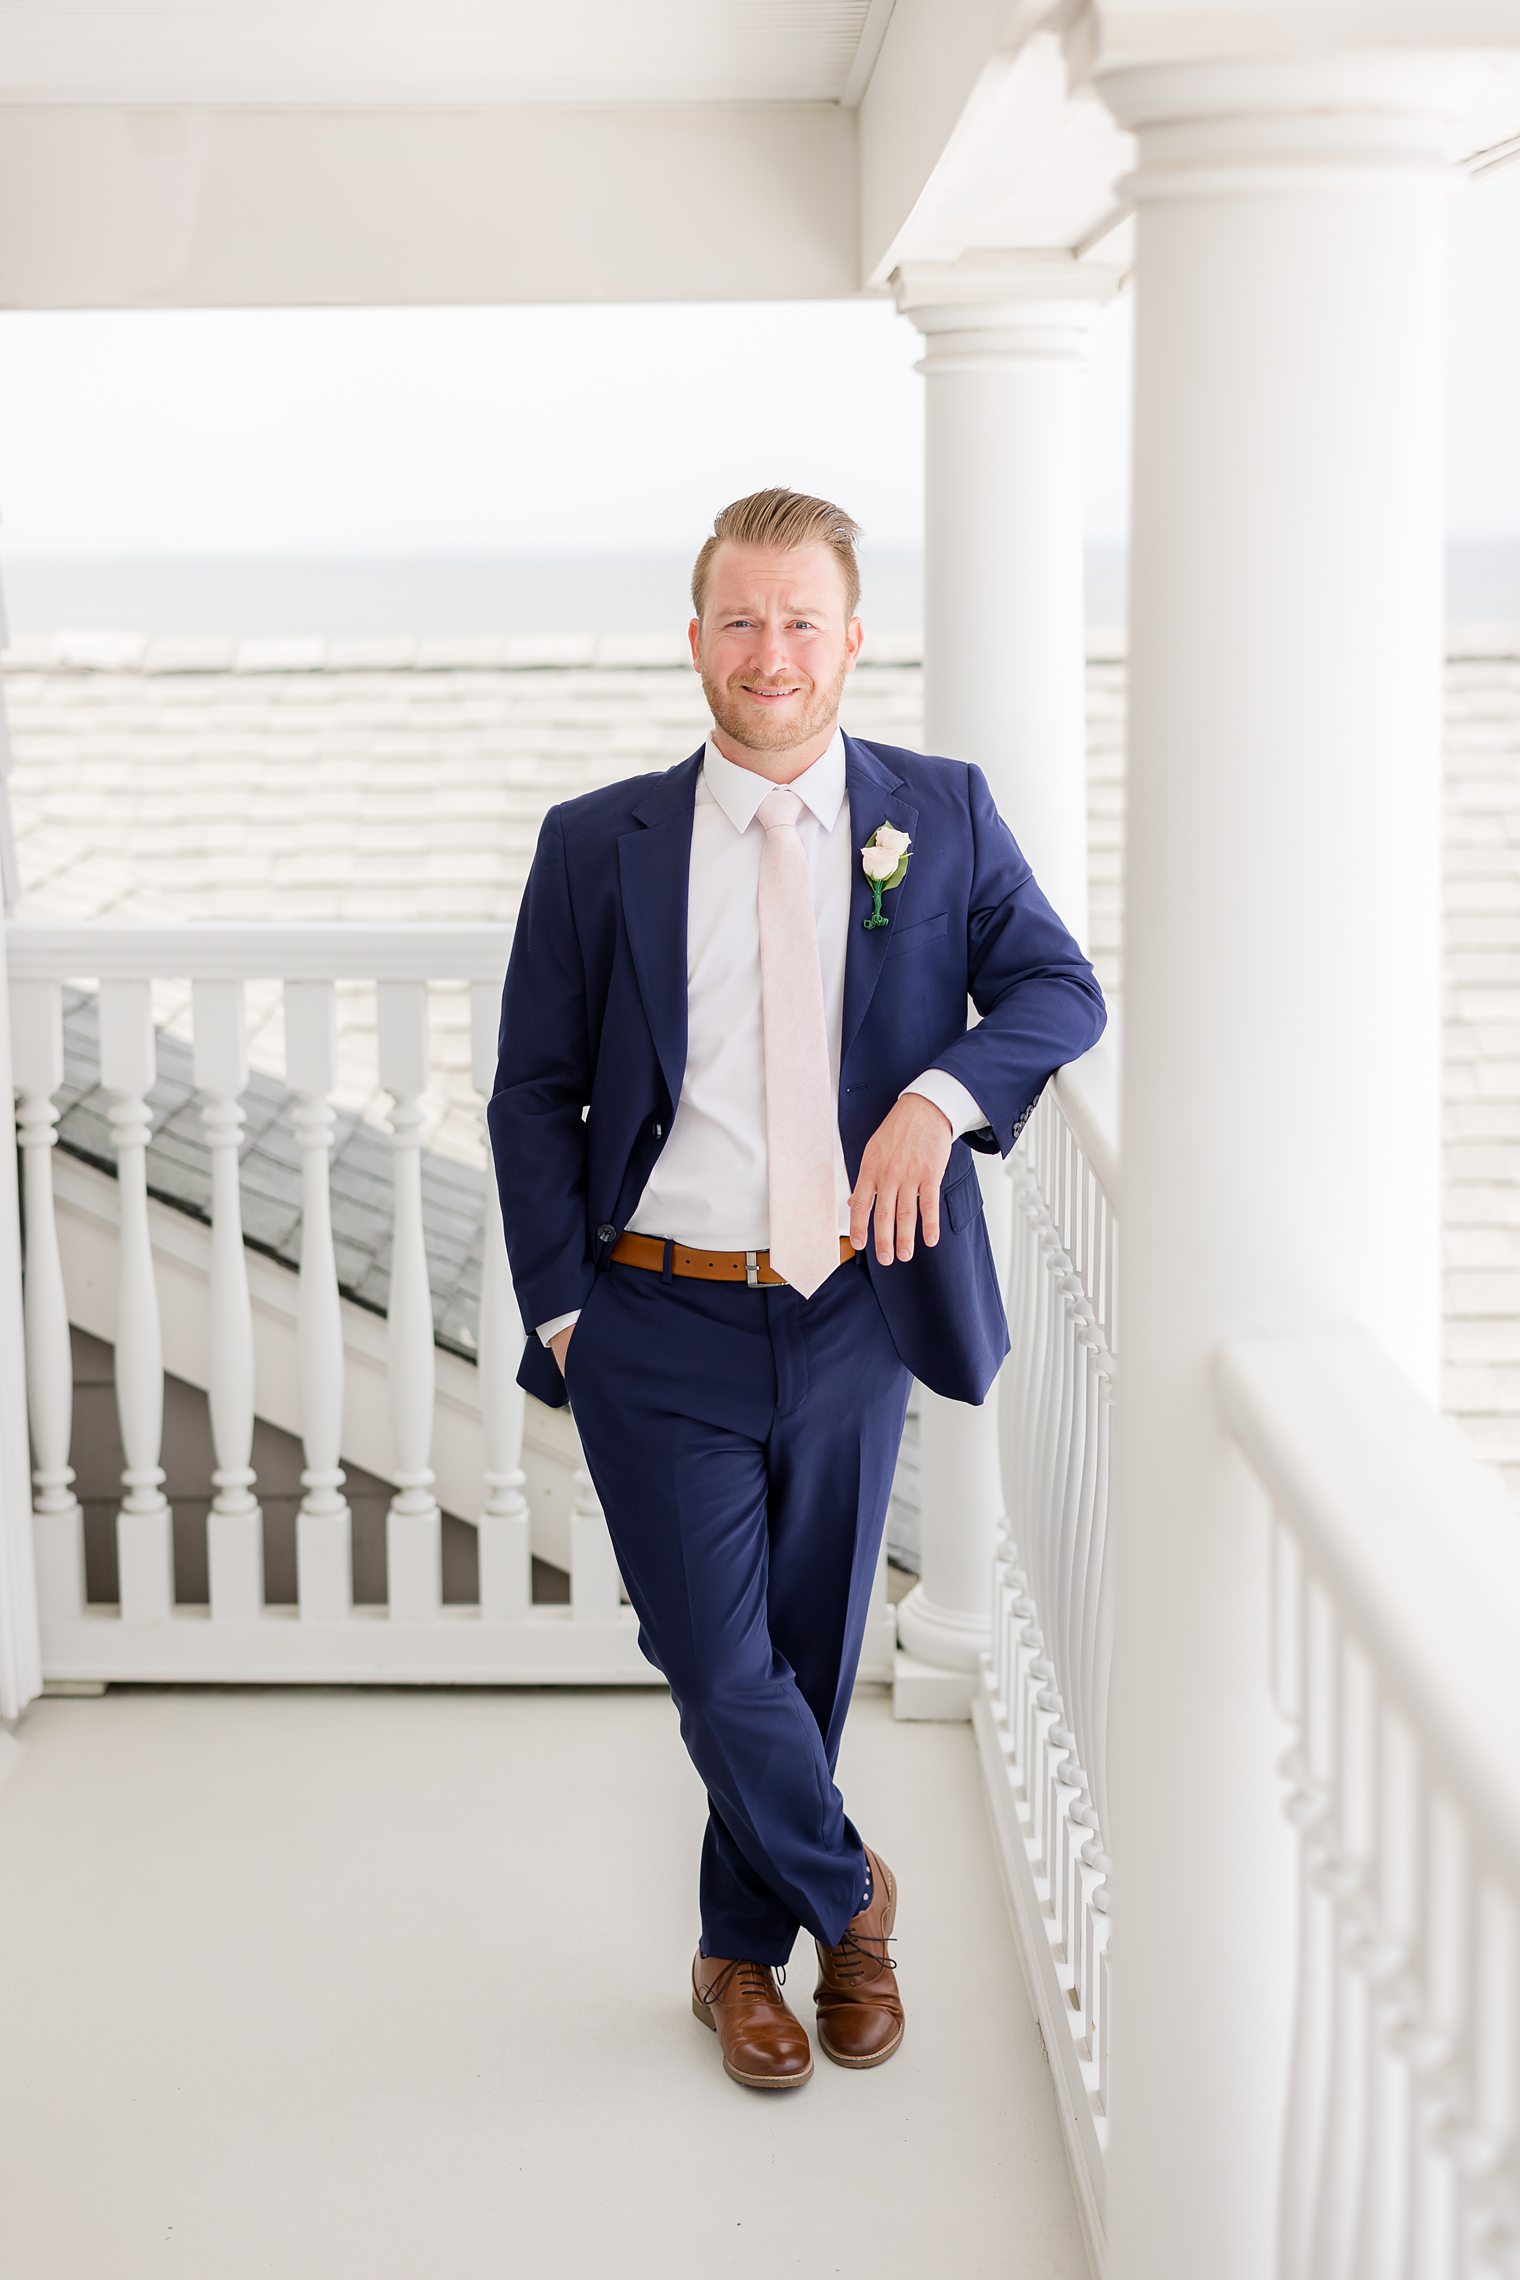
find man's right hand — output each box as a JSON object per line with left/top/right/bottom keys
{"left": 550, "top": 1323, "right": 575, "bottom": 1379}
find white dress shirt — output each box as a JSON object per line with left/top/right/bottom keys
{"left": 536, "top": 724, "right": 987, "bottom": 1343}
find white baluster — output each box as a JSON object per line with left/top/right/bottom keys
{"left": 1060, "top": 1419, "right": 1102, "bottom": 1994}
{"left": 1045, "top": 1199, "right": 1086, "bottom": 1950}
{"left": 1464, "top": 1872, "right": 1520, "bottom": 2277}
{"left": 285, "top": 980, "right": 352, "bottom": 1624}
{"left": 1027, "top": 1186, "right": 1073, "bottom": 1879}
{"left": 193, "top": 980, "right": 263, "bottom": 1622}
{"left": 1001, "top": 1137, "right": 1045, "bottom": 1766}
{"left": 1010, "top": 1141, "right": 1045, "bottom": 1601}
{"left": 1272, "top": 1537, "right": 1339, "bottom": 2280}
{"left": 1308, "top": 1625, "right": 1377, "bottom": 2278}
{"left": 570, "top": 1461, "right": 623, "bottom": 1621}
{"left": 1363, "top": 1701, "right": 1425, "bottom": 2278}
{"left": 1016, "top": 1192, "right": 1055, "bottom": 1791}
{"left": 471, "top": 979, "right": 529, "bottom": 1621}
{"left": 377, "top": 980, "right": 441, "bottom": 1620}
{"left": 1082, "top": 1344, "right": 1115, "bottom": 2078}
{"left": 1095, "top": 1918, "right": 1111, "bottom": 2118}
{"left": 989, "top": 1509, "right": 1018, "bottom": 1718}
{"left": 99, "top": 979, "right": 172, "bottom": 1620}
{"left": 1425, "top": 1846, "right": 1492, "bottom": 2280}
{"left": 11, "top": 980, "right": 84, "bottom": 1621}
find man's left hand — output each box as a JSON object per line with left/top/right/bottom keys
{"left": 849, "top": 1094, "right": 955, "bottom": 1265}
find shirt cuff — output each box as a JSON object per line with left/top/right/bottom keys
{"left": 899, "top": 1069, "right": 991, "bottom": 1141}
{"left": 537, "top": 1308, "right": 582, "bottom": 1346}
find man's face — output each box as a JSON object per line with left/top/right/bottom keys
{"left": 690, "top": 540, "right": 862, "bottom": 757}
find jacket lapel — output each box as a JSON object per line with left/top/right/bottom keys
{"left": 617, "top": 730, "right": 918, "bottom": 1115}
{"left": 618, "top": 745, "right": 702, "bottom": 1110}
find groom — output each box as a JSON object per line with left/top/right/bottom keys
{"left": 488, "top": 487, "right": 1106, "bottom": 2092}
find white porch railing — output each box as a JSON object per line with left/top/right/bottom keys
{"left": 5, "top": 923, "right": 895, "bottom": 1686}
{"left": 1218, "top": 1327, "right": 1520, "bottom": 2280}
{"left": 973, "top": 1029, "right": 1119, "bottom": 2265}
{"left": 977, "top": 1013, "right": 1520, "bottom": 2277}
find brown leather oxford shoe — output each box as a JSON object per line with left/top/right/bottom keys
{"left": 691, "top": 1949, "right": 814, "bottom": 2089}
{"left": 812, "top": 1844, "right": 904, "bottom": 2067}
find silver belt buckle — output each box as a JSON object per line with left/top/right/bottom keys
{"left": 745, "top": 1248, "right": 760, "bottom": 1287}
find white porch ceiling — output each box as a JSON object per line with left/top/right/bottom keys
{"left": 0, "top": 0, "right": 897, "bottom": 109}
{"left": 0, "top": 0, "right": 1140, "bottom": 308}
{"left": 3, "top": 6, "right": 1509, "bottom": 314}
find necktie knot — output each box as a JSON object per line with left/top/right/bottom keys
{"left": 756, "top": 785, "right": 803, "bottom": 834}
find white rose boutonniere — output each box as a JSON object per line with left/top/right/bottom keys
{"left": 860, "top": 822, "right": 912, "bottom": 928}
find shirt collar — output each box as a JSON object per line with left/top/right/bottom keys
{"left": 700, "top": 724, "right": 847, "bottom": 835}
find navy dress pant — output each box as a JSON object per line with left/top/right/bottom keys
{"left": 563, "top": 1242, "right": 914, "bottom": 1966}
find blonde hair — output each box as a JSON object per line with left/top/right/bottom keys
{"left": 691, "top": 488, "right": 862, "bottom": 624}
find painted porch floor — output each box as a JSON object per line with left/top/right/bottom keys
{"left": 0, "top": 1681, "right": 1087, "bottom": 2280}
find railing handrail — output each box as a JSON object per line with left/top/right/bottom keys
{"left": 1048, "top": 1009, "right": 1121, "bottom": 1209}
{"left": 1215, "top": 1321, "right": 1520, "bottom": 1886}
{"left": 5, "top": 921, "right": 514, "bottom": 984}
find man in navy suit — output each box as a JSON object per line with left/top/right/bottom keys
{"left": 488, "top": 489, "right": 1106, "bottom": 2091}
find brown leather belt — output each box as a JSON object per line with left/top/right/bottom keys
{"left": 608, "top": 1230, "right": 862, "bottom": 1288}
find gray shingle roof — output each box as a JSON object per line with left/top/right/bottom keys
{"left": 47, "top": 982, "right": 487, "bottom": 1360}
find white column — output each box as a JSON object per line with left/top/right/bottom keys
{"left": 1087, "top": 48, "right": 1489, "bottom": 2280}
{"left": 890, "top": 253, "right": 1119, "bottom": 1716}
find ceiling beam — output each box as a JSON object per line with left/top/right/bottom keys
{"left": 0, "top": 103, "right": 858, "bottom": 309}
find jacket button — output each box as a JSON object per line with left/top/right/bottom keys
{"left": 596, "top": 1223, "right": 617, "bottom": 1243}
{"left": 651, "top": 1119, "right": 663, "bottom": 1139}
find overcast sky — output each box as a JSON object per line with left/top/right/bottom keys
{"left": 0, "top": 167, "right": 1515, "bottom": 559}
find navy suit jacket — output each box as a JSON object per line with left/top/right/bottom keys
{"left": 487, "top": 730, "right": 1107, "bottom": 1411}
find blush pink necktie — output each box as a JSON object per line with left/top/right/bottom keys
{"left": 755, "top": 783, "right": 843, "bottom": 1299}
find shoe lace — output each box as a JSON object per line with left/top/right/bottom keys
{"left": 698, "top": 1956, "right": 787, "bottom": 2005}
{"left": 820, "top": 1925, "right": 898, "bottom": 1984}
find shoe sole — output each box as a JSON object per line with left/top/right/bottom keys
{"left": 691, "top": 1991, "right": 815, "bottom": 2088}
{"left": 816, "top": 1851, "right": 905, "bottom": 2069}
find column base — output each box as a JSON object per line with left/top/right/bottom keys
{"left": 895, "top": 1575, "right": 991, "bottom": 1670}
{"left": 892, "top": 1645, "right": 978, "bottom": 1722}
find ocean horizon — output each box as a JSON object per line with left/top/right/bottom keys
{"left": 4, "top": 544, "right": 1518, "bottom": 643}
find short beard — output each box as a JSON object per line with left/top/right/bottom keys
{"left": 700, "top": 650, "right": 850, "bottom": 757}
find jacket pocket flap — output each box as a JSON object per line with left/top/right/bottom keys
{"left": 943, "top": 1164, "right": 985, "bottom": 1232}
